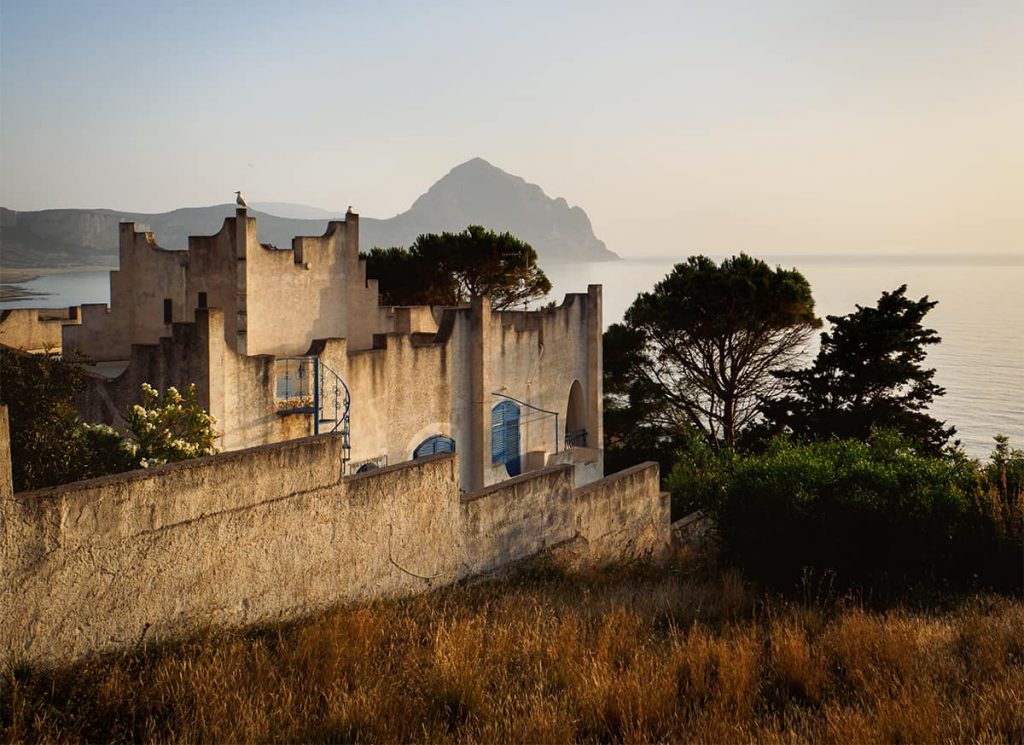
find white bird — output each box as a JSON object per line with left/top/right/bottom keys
{"left": 235, "top": 191, "right": 247, "bottom": 208}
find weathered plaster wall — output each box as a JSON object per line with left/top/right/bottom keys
{"left": 574, "top": 462, "right": 669, "bottom": 562}
{"left": 480, "top": 287, "right": 603, "bottom": 486}
{"left": 64, "top": 211, "right": 377, "bottom": 362}
{"left": 75, "top": 309, "right": 310, "bottom": 452}
{"left": 185, "top": 216, "right": 245, "bottom": 351}
{"left": 0, "top": 308, "right": 79, "bottom": 353}
{"left": 64, "top": 226, "right": 189, "bottom": 362}
{"left": 342, "top": 334, "right": 455, "bottom": 469}
{"left": 548, "top": 447, "right": 604, "bottom": 488}
{"left": 462, "top": 465, "right": 576, "bottom": 574}
{"left": 0, "top": 426, "right": 664, "bottom": 667}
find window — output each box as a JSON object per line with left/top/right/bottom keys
{"left": 491, "top": 400, "right": 521, "bottom": 477}
{"left": 198, "top": 292, "right": 208, "bottom": 309}
{"left": 163, "top": 298, "right": 173, "bottom": 324}
{"left": 413, "top": 435, "right": 455, "bottom": 459}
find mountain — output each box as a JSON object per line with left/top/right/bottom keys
{"left": 360, "top": 158, "right": 617, "bottom": 261}
{"left": 0, "top": 158, "right": 618, "bottom": 268}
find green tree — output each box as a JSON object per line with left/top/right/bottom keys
{"left": 605, "top": 254, "right": 820, "bottom": 450}
{"left": 0, "top": 347, "right": 91, "bottom": 490}
{"left": 361, "top": 246, "right": 446, "bottom": 306}
{"left": 363, "top": 225, "right": 552, "bottom": 310}
{"left": 765, "top": 285, "right": 955, "bottom": 455}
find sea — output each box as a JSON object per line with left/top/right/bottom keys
{"left": 3, "top": 255, "right": 1022, "bottom": 460}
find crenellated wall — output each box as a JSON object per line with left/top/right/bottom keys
{"left": 0, "top": 307, "right": 79, "bottom": 353}
{"left": 63, "top": 209, "right": 379, "bottom": 362}
{"left": 0, "top": 420, "right": 667, "bottom": 668}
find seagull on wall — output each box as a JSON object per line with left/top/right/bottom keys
{"left": 235, "top": 191, "right": 248, "bottom": 208}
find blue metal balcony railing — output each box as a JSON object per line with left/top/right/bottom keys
{"left": 275, "top": 356, "right": 351, "bottom": 464}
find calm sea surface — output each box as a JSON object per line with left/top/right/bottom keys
{"left": 3, "top": 256, "right": 1021, "bottom": 459}
{"left": 544, "top": 255, "right": 1024, "bottom": 460}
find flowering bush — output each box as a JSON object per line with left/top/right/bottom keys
{"left": 0, "top": 345, "right": 219, "bottom": 490}
{"left": 124, "top": 383, "right": 218, "bottom": 468}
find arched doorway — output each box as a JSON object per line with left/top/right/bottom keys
{"left": 413, "top": 435, "right": 456, "bottom": 459}
{"left": 565, "top": 379, "right": 587, "bottom": 448}
{"left": 491, "top": 400, "right": 521, "bottom": 476}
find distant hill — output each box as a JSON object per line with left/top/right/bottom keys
{"left": 0, "top": 159, "right": 618, "bottom": 268}
{"left": 250, "top": 202, "right": 341, "bottom": 220}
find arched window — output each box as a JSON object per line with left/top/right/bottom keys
{"left": 413, "top": 435, "right": 455, "bottom": 459}
{"left": 356, "top": 462, "right": 379, "bottom": 474}
{"left": 565, "top": 379, "right": 587, "bottom": 448}
{"left": 491, "top": 400, "right": 521, "bottom": 477}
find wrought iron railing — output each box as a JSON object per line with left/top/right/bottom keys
{"left": 565, "top": 428, "right": 588, "bottom": 449}
{"left": 274, "top": 357, "right": 315, "bottom": 412}
{"left": 275, "top": 356, "right": 351, "bottom": 464}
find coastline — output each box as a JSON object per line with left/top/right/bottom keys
{"left": 0, "top": 264, "right": 115, "bottom": 304}
{"left": 0, "top": 264, "right": 117, "bottom": 284}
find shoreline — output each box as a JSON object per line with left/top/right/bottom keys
{"left": 0, "top": 285, "right": 50, "bottom": 302}
{"left": 0, "top": 265, "right": 116, "bottom": 284}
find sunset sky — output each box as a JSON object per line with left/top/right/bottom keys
{"left": 2, "top": 0, "right": 1021, "bottom": 256}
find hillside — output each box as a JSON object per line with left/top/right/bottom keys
{"left": 4, "top": 557, "right": 1022, "bottom": 742}
{"left": 0, "top": 159, "right": 617, "bottom": 268}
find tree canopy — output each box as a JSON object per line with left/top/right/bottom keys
{"left": 605, "top": 254, "right": 820, "bottom": 450}
{"left": 362, "top": 225, "right": 551, "bottom": 310}
{"left": 764, "top": 284, "right": 955, "bottom": 454}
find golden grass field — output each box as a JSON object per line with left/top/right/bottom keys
{"left": 3, "top": 555, "right": 1023, "bottom": 743}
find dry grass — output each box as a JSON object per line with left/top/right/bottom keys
{"left": 4, "top": 555, "right": 1024, "bottom": 744}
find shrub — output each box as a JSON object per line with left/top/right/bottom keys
{"left": 125, "top": 383, "right": 218, "bottom": 467}
{"left": 669, "top": 432, "right": 1023, "bottom": 594}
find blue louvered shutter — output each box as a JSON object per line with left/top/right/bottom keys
{"left": 491, "top": 401, "right": 521, "bottom": 476}
{"left": 413, "top": 435, "right": 455, "bottom": 459}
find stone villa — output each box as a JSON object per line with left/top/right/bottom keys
{"left": 0, "top": 209, "right": 677, "bottom": 669}
{"left": 59, "top": 208, "right": 604, "bottom": 490}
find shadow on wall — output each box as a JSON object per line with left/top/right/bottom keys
{"left": 0, "top": 412, "right": 667, "bottom": 667}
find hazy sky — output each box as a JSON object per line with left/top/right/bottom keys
{"left": 2, "top": 0, "right": 1021, "bottom": 256}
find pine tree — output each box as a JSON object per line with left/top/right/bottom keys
{"left": 765, "top": 285, "right": 955, "bottom": 454}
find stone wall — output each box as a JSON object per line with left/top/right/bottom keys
{"left": 0, "top": 307, "right": 80, "bottom": 353}
{"left": 0, "top": 427, "right": 666, "bottom": 667}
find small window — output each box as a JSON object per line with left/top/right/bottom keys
{"left": 413, "top": 435, "right": 455, "bottom": 459}
{"left": 198, "top": 292, "right": 208, "bottom": 309}
{"left": 163, "top": 298, "right": 173, "bottom": 324}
